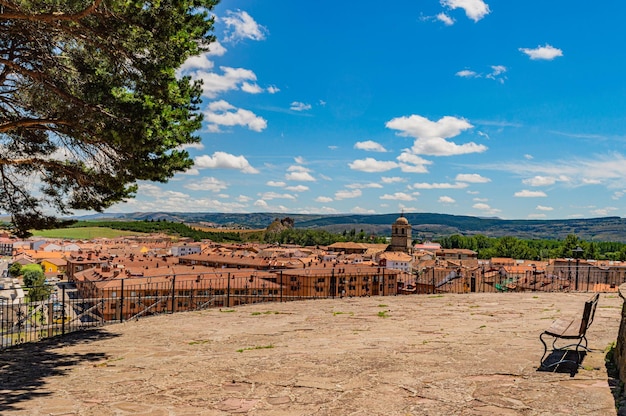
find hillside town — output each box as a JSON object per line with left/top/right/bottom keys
{"left": 1, "top": 215, "right": 624, "bottom": 310}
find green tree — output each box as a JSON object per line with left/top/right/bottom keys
{"left": 0, "top": 0, "right": 219, "bottom": 237}
{"left": 21, "top": 264, "right": 50, "bottom": 301}
{"left": 8, "top": 262, "right": 21, "bottom": 277}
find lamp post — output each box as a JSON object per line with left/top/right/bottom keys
{"left": 572, "top": 246, "right": 584, "bottom": 291}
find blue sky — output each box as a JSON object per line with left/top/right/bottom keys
{"left": 113, "top": 0, "right": 626, "bottom": 220}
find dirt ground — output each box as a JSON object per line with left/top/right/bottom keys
{"left": 0, "top": 292, "right": 623, "bottom": 415}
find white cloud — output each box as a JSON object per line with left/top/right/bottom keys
{"left": 223, "top": 10, "right": 267, "bottom": 43}
{"left": 590, "top": 207, "right": 618, "bottom": 216}
{"left": 519, "top": 44, "right": 563, "bottom": 60}
{"left": 612, "top": 191, "right": 626, "bottom": 200}
{"left": 386, "top": 115, "right": 487, "bottom": 156}
{"left": 354, "top": 140, "right": 387, "bottom": 152}
{"left": 522, "top": 176, "right": 557, "bottom": 186}
{"left": 441, "top": 0, "right": 490, "bottom": 22}
{"left": 536, "top": 205, "right": 554, "bottom": 211}
{"left": 478, "top": 153, "right": 626, "bottom": 189}
{"left": 294, "top": 156, "right": 306, "bottom": 164}
{"left": 397, "top": 152, "right": 432, "bottom": 173}
{"left": 194, "top": 151, "right": 259, "bottom": 174}
{"left": 456, "top": 66, "right": 506, "bottom": 83}
{"left": 267, "top": 85, "right": 280, "bottom": 94}
{"left": 351, "top": 206, "right": 376, "bottom": 214}
{"left": 285, "top": 185, "right": 309, "bottom": 192}
{"left": 204, "top": 100, "right": 267, "bottom": 132}
{"left": 527, "top": 214, "right": 547, "bottom": 219}
{"left": 411, "top": 182, "right": 468, "bottom": 189}
{"left": 236, "top": 195, "right": 251, "bottom": 203}
{"left": 179, "top": 54, "right": 215, "bottom": 73}
{"left": 456, "top": 69, "right": 479, "bottom": 78}
{"left": 285, "top": 165, "right": 316, "bottom": 182}
{"left": 455, "top": 173, "right": 491, "bottom": 183}
{"left": 180, "top": 168, "right": 200, "bottom": 176}
{"left": 380, "top": 193, "right": 415, "bottom": 201}
{"left": 266, "top": 181, "right": 286, "bottom": 187}
{"left": 349, "top": 158, "right": 399, "bottom": 173}
{"left": 179, "top": 142, "right": 205, "bottom": 151}
{"left": 241, "top": 82, "right": 263, "bottom": 94}
{"left": 381, "top": 176, "right": 406, "bottom": 184}
{"left": 177, "top": 41, "right": 227, "bottom": 74}
{"left": 184, "top": 177, "right": 228, "bottom": 192}
{"left": 437, "top": 13, "right": 455, "bottom": 25}
{"left": 195, "top": 66, "right": 257, "bottom": 98}
{"left": 259, "top": 192, "right": 296, "bottom": 200}
{"left": 286, "top": 171, "right": 316, "bottom": 181}
{"left": 335, "top": 189, "right": 362, "bottom": 200}
{"left": 486, "top": 65, "right": 507, "bottom": 83}
{"left": 315, "top": 196, "right": 333, "bottom": 203}
{"left": 439, "top": 196, "right": 456, "bottom": 204}
{"left": 514, "top": 190, "right": 547, "bottom": 197}
{"left": 290, "top": 101, "right": 312, "bottom": 111}
{"left": 346, "top": 182, "right": 383, "bottom": 189}
{"left": 254, "top": 199, "right": 268, "bottom": 208}
{"left": 489, "top": 65, "right": 506, "bottom": 76}
{"left": 472, "top": 202, "right": 501, "bottom": 215}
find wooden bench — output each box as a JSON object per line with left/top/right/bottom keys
{"left": 539, "top": 293, "right": 599, "bottom": 369}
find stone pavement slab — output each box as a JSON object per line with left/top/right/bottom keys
{"left": 0, "top": 292, "right": 622, "bottom": 415}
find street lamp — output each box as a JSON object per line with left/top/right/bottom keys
{"left": 572, "top": 246, "right": 584, "bottom": 291}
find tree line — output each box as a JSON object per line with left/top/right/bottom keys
{"left": 65, "top": 221, "right": 626, "bottom": 260}
{"left": 436, "top": 233, "right": 626, "bottom": 261}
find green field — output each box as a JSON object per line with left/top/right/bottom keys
{"left": 30, "top": 227, "right": 148, "bottom": 239}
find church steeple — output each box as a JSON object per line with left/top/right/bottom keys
{"left": 390, "top": 213, "right": 412, "bottom": 253}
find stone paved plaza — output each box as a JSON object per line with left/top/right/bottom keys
{"left": 0, "top": 292, "right": 622, "bottom": 415}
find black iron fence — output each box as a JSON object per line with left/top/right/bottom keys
{"left": 0, "top": 265, "right": 622, "bottom": 350}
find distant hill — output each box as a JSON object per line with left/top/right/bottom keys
{"left": 75, "top": 212, "right": 626, "bottom": 243}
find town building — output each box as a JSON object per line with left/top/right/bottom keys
{"left": 389, "top": 214, "right": 412, "bottom": 254}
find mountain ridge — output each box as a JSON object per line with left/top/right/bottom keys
{"left": 74, "top": 212, "right": 626, "bottom": 243}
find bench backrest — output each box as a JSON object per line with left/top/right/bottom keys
{"left": 578, "top": 293, "right": 600, "bottom": 335}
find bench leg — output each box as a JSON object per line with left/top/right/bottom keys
{"left": 539, "top": 332, "right": 549, "bottom": 368}
{"left": 539, "top": 334, "right": 586, "bottom": 369}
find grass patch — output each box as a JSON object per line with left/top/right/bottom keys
{"left": 428, "top": 294, "right": 444, "bottom": 298}
{"left": 31, "top": 227, "right": 148, "bottom": 239}
{"left": 378, "top": 304, "right": 388, "bottom": 308}
{"left": 237, "top": 345, "right": 275, "bottom": 353}
{"left": 220, "top": 309, "right": 236, "bottom": 313}
{"left": 377, "top": 310, "right": 389, "bottom": 318}
{"left": 333, "top": 311, "right": 354, "bottom": 316}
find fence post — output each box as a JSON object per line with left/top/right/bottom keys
{"left": 119, "top": 278, "right": 124, "bottom": 323}
{"left": 280, "top": 271, "right": 283, "bottom": 302}
{"left": 382, "top": 268, "right": 385, "bottom": 296}
{"left": 226, "top": 272, "right": 231, "bottom": 307}
{"left": 431, "top": 268, "right": 435, "bottom": 294}
{"left": 61, "top": 285, "right": 66, "bottom": 336}
{"left": 171, "top": 275, "right": 176, "bottom": 313}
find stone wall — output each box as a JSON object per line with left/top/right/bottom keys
{"left": 615, "top": 284, "right": 626, "bottom": 389}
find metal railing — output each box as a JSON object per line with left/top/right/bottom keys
{"left": 0, "top": 265, "right": 621, "bottom": 350}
